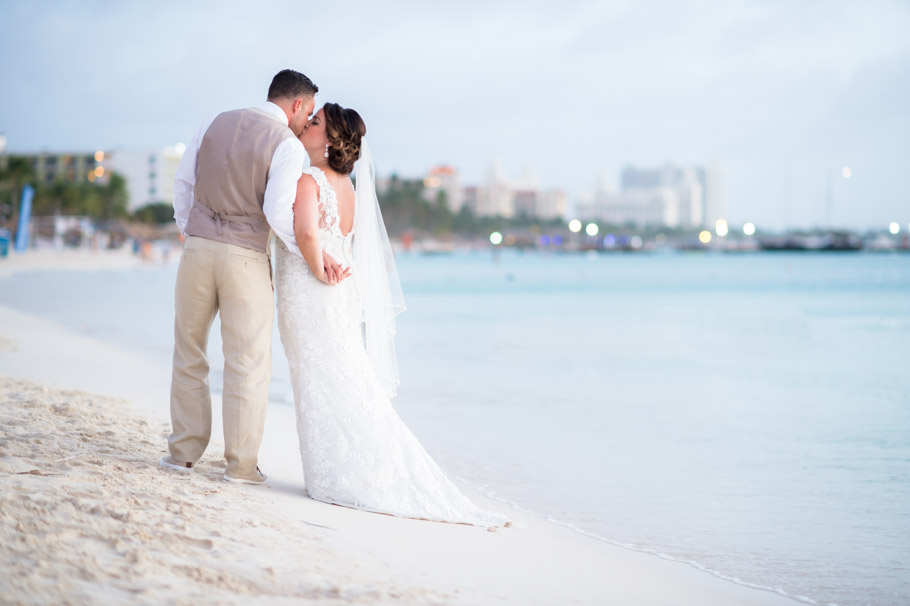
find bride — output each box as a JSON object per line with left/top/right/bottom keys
{"left": 274, "top": 102, "right": 509, "bottom": 529}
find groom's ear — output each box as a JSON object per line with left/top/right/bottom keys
{"left": 291, "top": 98, "right": 303, "bottom": 115}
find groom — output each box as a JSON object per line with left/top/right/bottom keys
{"left": 160, "top": 69, "right": 346, "bottom": 484}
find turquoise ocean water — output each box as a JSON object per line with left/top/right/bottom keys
{"left": 2, "top": 250, "right": 908, "bottom": 605}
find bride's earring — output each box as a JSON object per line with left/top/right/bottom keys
{"left": 324, "top": 144, "right": 329, "bottom": 158}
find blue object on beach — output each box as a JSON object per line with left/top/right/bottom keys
{"left": 0, "top": 228, "right": 10, "bottom": 257}
{"left": 14, "top": 184, "right": 34, "bottom": 252}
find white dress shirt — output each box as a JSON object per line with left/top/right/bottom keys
{"left": 172, "top": 102, "right": 306, "bottom": 256}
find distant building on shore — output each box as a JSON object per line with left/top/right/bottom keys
{"left": 8, "top": 146, "right": 184, "bottom": 212}
{"left": 696, "top": 165, "right": 725, "bottom": 227}
{"left": 462, "top": 185, "right": 479, "bottom": 214}
{"left": 422, "top": 165, "right": 464, "bottom": 213}
{"left": 578, "top": 186, "right": 682, "bottom": 227}
{"left": 106, "top": 146, "right": 183, "bottom": 211}
{"left": 14, "top": 150, "right": 108, "bottom": 186}
{"left": 422, "top": 162, "right": 567, "bottom": 220}
{"left": 577, "top": 163, "right": 723, "bottom": 228}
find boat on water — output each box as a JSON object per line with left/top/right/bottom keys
{"left": 758, "top": 232, "right": 863, "bottom": 252}
{"left": 416, "top": 239, "right": 456, "bottom": 256}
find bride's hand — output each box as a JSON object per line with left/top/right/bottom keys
{"left": 322, "top": 251, "right": 352, "bottom": 286}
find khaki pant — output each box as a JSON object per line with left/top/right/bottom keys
{"left": 168, "top": 235, "right": 273, "bottom": 479}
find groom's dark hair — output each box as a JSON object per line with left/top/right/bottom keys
{"left": 267, "top": 69, "right": 318, "bottom": 101}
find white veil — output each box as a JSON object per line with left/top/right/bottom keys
{"left": 352, "top": 138, "right": 406, "bottom": 398}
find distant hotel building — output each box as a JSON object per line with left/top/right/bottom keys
{"left": 19, "top": 150, "right": 107, "bottom": 186}
{"left": 422, "top": 162, "right": 567, "bottom": 220}
{"left": 106, "top": 146, "right": 183, "bottom": 211}
{"left": 7, "top": 146, "right": 184, "bottom": 212}
{"left": 577, "top": 163, "right": 724, "bottom": 228}
{"left": 422, "top": 165, "right": 464, "bottom": 212}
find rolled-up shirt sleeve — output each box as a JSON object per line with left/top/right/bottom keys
{"left": 263, "top": 137, "right": 307, "bottom": 256}
{"left": 173, "top": 117, "right": 215, "bottom": 235}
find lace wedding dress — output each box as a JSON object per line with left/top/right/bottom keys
{"left": 275, "top": 167, "right": 509, "bottom": 529}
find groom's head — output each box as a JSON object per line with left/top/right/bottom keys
{"left": 268, "top": 69, "right": 318, "bottom": 136}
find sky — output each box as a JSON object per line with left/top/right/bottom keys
{"left": 1, "top": 0, "right": 908, "bottom": 230}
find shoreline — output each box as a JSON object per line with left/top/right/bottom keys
{"left": 472, "top": 493, "right": 817, "bottom": 606}
{"left": 0, "top": 257, "right": 802, "bottom": 604}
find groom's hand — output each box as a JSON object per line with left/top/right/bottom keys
{"left": 322, "top": 251, "right": 351, "bottom": 286}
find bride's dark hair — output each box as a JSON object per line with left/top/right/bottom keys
{"left": 323, "top": 103, "right": 366, "bottom": 175}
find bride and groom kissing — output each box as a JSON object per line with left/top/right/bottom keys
{"left": 158, "top": 69, "right": 508, "bottom": 529}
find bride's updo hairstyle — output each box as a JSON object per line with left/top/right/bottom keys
{"left": 323, "top": 102, "right": 366, "bottom": 175}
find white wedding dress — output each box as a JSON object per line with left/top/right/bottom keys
{"left": 275, "top": 167, "right": 509, "bottom": 529}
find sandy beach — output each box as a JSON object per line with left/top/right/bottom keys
{"left": 0, "top": 251, "right": 800, "bottom": 605}
{"left": 0, "top": 247, "right": 145, "bottom": 279}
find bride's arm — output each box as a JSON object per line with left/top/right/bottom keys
{"left": 293, "top": 174, "right": 332, "bottom": 284}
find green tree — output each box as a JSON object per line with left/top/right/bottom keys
{"left": 375, "top": 176, "right": 579, "bottom": 241}
{"left": 378, "top": 176, "right": 436, "bottom": 236}
{"left": 100, "top": 173, "right": 129, "bottom": 220}
{"left": 28, "top": 171, "right": 128, "bottom": 220}
{"left": 0, "top": 156, "right": 37, "bottom": 239}
{"left": 133, "top": 202, "right": 174, "bottom": 224}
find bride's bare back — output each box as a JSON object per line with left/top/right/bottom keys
{"left": 321, "top": 172, "right": 355, "bottom": 236}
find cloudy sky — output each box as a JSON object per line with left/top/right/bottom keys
{"left": 2, "top": 0, "right": 908, "bottom": 229}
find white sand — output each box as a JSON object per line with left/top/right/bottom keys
{"left": 0, "top": 255, "right": 801, "bottom": 605}
{"left": 0, "top": 248, "right": 145, "bottom": 278}
{"left": 0, "top": 378, "right": 449, "bottom": 605}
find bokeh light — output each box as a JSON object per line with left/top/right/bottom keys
{"left": 568, "top": 219, "right": 582, "bottom": 233}
{"left": 715, "top": 219, "right": 728, "bottom": 237}
{"left": 889, "top": 222, "right": 900, "bottom": 235}
{"left": 699, "top": 230, "right": 712, "bottom": 244}
{"left": 842, "top": 166, "right": 852, "bottom": 179}
{"left": 585, "top": 223, "right": 599, "bottom": 237}
{"left": 743, "top": 222, "right": 756, "bottom": 236}
{"left": 489, "top": 231, "right": 503, "bottom": 245}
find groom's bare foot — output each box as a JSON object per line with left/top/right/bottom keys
{"left": 223, "top": 466, "right": 268, "bottom": 485}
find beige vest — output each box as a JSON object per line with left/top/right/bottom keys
{"left": 185, "top": 108, "right": 295, "bottom": 253}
